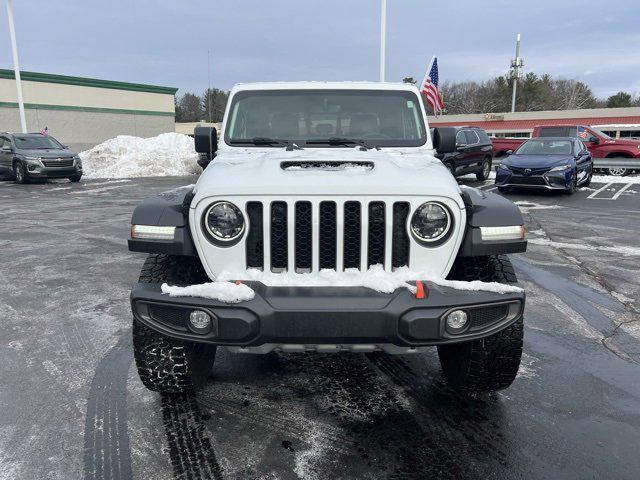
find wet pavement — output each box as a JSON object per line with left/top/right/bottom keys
{"left": 0, "top": 175, "right": 639, "bottom": 480}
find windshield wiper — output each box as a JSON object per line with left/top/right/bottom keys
{"left": 230, "top": 137, "right": 303, "bottom": 150}
{"left": 305, "top": 137, "right": 379, "bottom": 150}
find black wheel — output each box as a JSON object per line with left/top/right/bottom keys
{"left": 476, "top": 157, "right": 492, "bottom": 181}
{"left": 14, "top": 162, "right": 28, "bottom": 184}
{"left": 69, "top": 175, "right": 82, "bottom": 183}
{"left": 583, "top": 168, "right": 593, "bottom": 187}
{"left": 133, "top": 254, "right": 216, "bottom": 393}
{"left": 438, "top": 255, "right": 523, "bottom": 393}
{"left": 565, "top": 170, "right": 577, "bottom": 194}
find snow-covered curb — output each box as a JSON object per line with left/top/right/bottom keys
{"left": 160, "top": 266, "right": 522, "bottom": 303}
{"left": 80, "top": 132, "right": 201, "bottom": 178}
{"left": 591, "top": 174, "right": 640, "bottom": 184}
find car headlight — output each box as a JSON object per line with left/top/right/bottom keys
{"left": 24, "top": 156, "right": 40, "bottom": 161}
{"left": 203, "top": 201, "right": 245, "bottom": 243}
{"left": 549, "top": 164, "right": 571, "bottom": 172}
{"left": 498, "top": 164, "right": 511, "bottom": 170}
{"left": 410, "top": 202, "right": 452, "bottom": 244}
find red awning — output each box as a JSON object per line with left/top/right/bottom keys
{"left": 430, "top": 116, "right": 640, "bottom": 131}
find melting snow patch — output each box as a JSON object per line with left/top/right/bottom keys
{"left": 517, "top": 352, "right": 538, "bottom": 379}
{"left": 514, "top": 201, "right": 563, "bottom": 212}
{"left": 80, "top": 133, "right": 201, "bottom": 178}
{"left": 528, "top": 238, "right": 640, "bottom": 256}
{"left": 161, "top": 281, "right": 255, "bottom": 303}
{"left": 592, "top": 174, "right": 640, "bottom": 184}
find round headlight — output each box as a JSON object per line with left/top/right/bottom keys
{"left": 410, "top": 202, "right": 451, "bottom": 243}
{"left": 204, "top": 201, "right": 245, "bottom": 242}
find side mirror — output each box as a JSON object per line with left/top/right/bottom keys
{"left": 194, "top": 126, "right": 218, "bottom": 159}
{"left": 432, "top": 127, "right": 456, "bottom": 154}
{"left": 1, "top": 145, "right": 11, "bottom": 152}
{"left": 589, "top": 137, "right": 600, "bottom": 144}
{"left": 506, "top": 150, "right": 513, "bottom": 156}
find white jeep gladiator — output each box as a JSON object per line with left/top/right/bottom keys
{"left": 128, "top": 82, "right": 527, "bottom": 394}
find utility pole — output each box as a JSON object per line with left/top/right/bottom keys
{"left": 6, "top": 0, "right": 27, "bottom": 132}
{"left": 510, "top": 33, "right": 523, "bottom": 113}
{"left": 380, "top": 0, "right": 386, "bottom": 82}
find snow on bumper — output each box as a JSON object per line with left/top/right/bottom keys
{"left": 131, "top": 280, "right": 525, "bottom": 349}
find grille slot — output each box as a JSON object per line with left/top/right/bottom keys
{"left": 42, "top": 158, "right": 74, "bottom": 167}
{"left": 295, "top": 201, "right": 312, "bottom": 271}
{"left": 343, "top": 201, "right": 362, "bottom": 270}
{"left": 148, "top": 305, "right": 189, "bottom": 331}
{"left": 469, "top": 304, "right": 509, "bottom": 330}
{"left": 246, "top": 202, "right": 264, "bottom": 269}
{"left": 244, "top": 200, "right": 405, "bottom": 273}
{"left": 319, "top": 202, "right": 337, "bottom": 270}
{"left": 367, "top": 202, "right": 385, "bottom": 267}
{"left": 270, "top": 202, "right": 288, "bottom": 271}
{"left": 392, "top": 202, "right": 410, "bottom": 268}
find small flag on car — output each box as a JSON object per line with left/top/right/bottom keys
{"left": 40, "top": 126, "right": 49, "bottom": 136}
{"left": 420, "top": 57, "right": 444, "bottom": 116}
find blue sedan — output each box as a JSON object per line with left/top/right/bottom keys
{"left": 495, "top": 137, "right": 593, "bottom": 194}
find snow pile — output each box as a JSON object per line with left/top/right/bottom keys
{"left": 161, "top": 281, "right": 255, "bottom": 303}
{"left": 160, "top": 265, "right": 522, "bottom": 303}
{"left": 80, "top": 133, "right": 201, "bottom": 178}
{"left": 591, "top": 174, "right": 640, "bottom": 184}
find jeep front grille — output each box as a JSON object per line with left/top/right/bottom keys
{"left": 245, "top": 200, "right": 410, "bottom": 272}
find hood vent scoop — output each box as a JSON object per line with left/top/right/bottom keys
{"left": 281, "top": 161, "right": 374, "bottom": 171}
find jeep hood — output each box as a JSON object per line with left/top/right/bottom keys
{"left": 192, "top": 148, "right": 463, "bottom": 207}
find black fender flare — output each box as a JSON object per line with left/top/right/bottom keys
{"left": 458, "top": 187, "right": 527, "bottom": 257}
{"left": 128, "top": 185, "right": 197, "bottom": 256}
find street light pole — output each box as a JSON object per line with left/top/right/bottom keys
{"left": 380, "top": 0, "right": 386, "bottom": 82}
{"left": 6, "top": 0, "right": 27, "bottom": 133}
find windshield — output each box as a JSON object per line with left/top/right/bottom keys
{"left": 224, "top": 89, "right": 427, "bottom": 147}
{"left": 515, "top": 139, "right": 573, "bottom": 155}
{"left": 14, "top": 135, "right": 64, "bottom": 150}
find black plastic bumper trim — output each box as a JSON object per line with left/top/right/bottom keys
{"left": 131, "top": 282, "right": 525, "bottom": 347}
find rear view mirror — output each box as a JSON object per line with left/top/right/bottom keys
{"left": 432, "top": 127, "right": 456, "bottom": 154}
{"left": 194, "top": 126, "right": 218, "bottom": 159}
{"left": 506, "top": 150, "right": 513, "bottom": 156}
{"left": 589, "top": 137, "right": 600, "bottom": 144}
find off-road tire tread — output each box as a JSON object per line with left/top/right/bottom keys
{"left": 439, "top": 255, "right": 523, "bottom": 393}
{"left": 133, "top": 254, "right": 215, "bottom": 393}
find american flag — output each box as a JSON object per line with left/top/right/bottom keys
{"left": 420, "top": 57, "right": 444, "bottom": 115}
{"left": 40, "top": 126, "right": 48, "bottom": 136}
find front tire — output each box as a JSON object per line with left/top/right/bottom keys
{"left": 438, "top": 255, "right": 523, "bottom": 393}
{"left": 476, "top": 157, "right": 492, "bottom": 181}
{"left": 69, "top": 175, "right": 82, "bottom": 183}
{"left": 14, "top": 162, "right": 28, "bottom": 184}
{"left": 133, "top": 254, "right": 216, "bottom": 393}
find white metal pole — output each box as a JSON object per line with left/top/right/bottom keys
{"left": 6, "top": 0, "right": 27, "bottom": 133}
{"left": 379, "top": 0, "right": 386, "bottom": 82}
{"left": 511, "top": 33, "right": 521, "bottom": 113}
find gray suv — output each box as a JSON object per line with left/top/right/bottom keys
{"left": 0, "top": 133, "right": 83, "bottom": 183}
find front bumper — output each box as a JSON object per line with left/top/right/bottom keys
{"left": 131, "top": 282, "right": 525, "bottom": 349}
{"left": 26, "top": 165, "right": 82, "bottom": 178}
{"left": 495, "top": 168, "right": 571, "bottom": 190}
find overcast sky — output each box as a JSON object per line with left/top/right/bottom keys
{"left": 1, "top": 0, "right": 639, "bottom": 99}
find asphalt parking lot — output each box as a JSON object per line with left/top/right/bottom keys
{"left": 1, "top": 175, "right": 639, "bottom": 480}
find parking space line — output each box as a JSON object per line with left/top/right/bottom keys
{"left": 587, "top": 182, "right": 614, "bottom": 199}
{"left": 610, "top": 183, "right": 633, "bottom": 200}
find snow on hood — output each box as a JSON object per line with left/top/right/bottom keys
{"left": 80, "top": 133, "right": 202, "bottom": 178}
{"left": 193, "top": 148, "right": 461, "bottom": 202}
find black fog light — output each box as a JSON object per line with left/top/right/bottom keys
{"left": 27, "top": 164, "right": 37, "bottom": 172}
{"left": 445, "top": 309, "right": 468, "bottom": 334}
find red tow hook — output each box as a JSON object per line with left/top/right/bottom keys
{"left": 415, "top": 280, "right": 426, "bottom": 299}
{"left": 235, "top": 280, "right": 242, "bottom": 285}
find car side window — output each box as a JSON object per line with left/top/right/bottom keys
{"left": 455, "top": 130, "right": 466, "bottom": 146}
{"left": 464, "top": 130, "right": 480, "bottom": 145}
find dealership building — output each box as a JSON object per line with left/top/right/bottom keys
{"left": 429, "top": 106, "right": 640, "bottom": 140}
{"left": 0, "top": 69, "right": 177, "bottom": 152}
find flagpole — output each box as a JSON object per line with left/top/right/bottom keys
{"left": 6, "top": 0, "right": 27, "bottom": 133}
{"left": 379, "top": 0, "right": 386, "bottom": 82}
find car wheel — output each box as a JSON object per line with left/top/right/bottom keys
{"left": 476, "top": 158, "right": 492, "bottom": 181}
{"left": 583, "top": 168, "right": 593, "bottom": 187}
{"left": 607, "top": 167, "right": 627, "bottom": 176}
{"left": 565, "top": 170, "right": 577, "bottom": 194}
{"left": 437, "top": 255, "right": 523, "bottom": 393}
{"left": 69, "top": 175, "right": 82, "bottom": 183}
{"left": 133, "top": 254, "right": 216, "bottom": 393}
{"left": 14, "top": 162, "right": 28, "bottom": 184}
